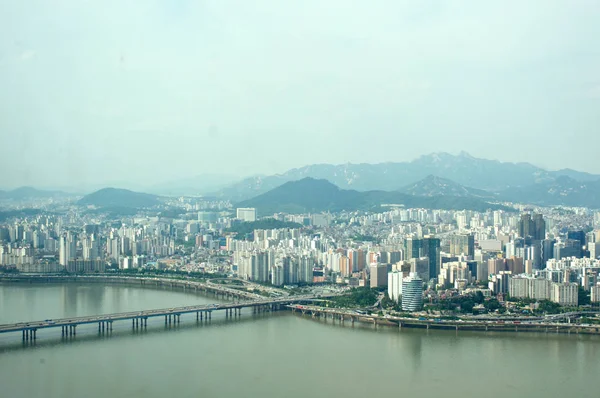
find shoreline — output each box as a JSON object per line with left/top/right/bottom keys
{"left": 1, "top": 274, "right": 599, "bottom": 337}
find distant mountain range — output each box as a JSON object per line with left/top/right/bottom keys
{"left": 213, "top": 152, "right": 600, "bottom": 203}
{"left": 399, "top": 175, "right": 494, "bottom": 199}
{"left": 3, "top": 152, "right": 600, "bottom": 209}
{"left": 237, "top": 178, "right": 511, "bottom": 215}
{"left": 0, "top": 187, "right": 71, "bottom": 200}
{"left": 78, "top": 188, "right": 160, "bottom": 208}
{"left": 499, "top": 176, "right": 600, "bottom": 208}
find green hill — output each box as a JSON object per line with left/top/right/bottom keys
{"left": 78, "top": 188, "right": 160, "bottom": 208}
{"left": 237, "top": 178, "right": 511, "bottom": 215}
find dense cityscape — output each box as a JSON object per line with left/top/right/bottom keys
{"left": 2, "top": 191, "right": 600, "bottom": 322}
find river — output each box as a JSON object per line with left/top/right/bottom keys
{"left": 0, "top": 283, "right": 599, "bottom": 398}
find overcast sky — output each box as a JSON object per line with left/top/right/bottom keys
{"left": 1, "top": 0, "right": 599, "bottom": 189}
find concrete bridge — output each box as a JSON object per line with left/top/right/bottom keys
{"left": 0, "top": 274, "right": 263, "bottom": 300}
{"left": 289, "top": 305, "right": 600, "bottom": 335}
{"left": 0, "top": 295, "right": 326, "bottom": 341}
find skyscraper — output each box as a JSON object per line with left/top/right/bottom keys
{"left": 519, "top": 214, "right": 545, "bottom": 240}
{"left": 532, "top": 214, "right": 546, "bottom": 240}
{"left": 388, "top": 271, "right": 402, "bottom": 302}
{"left": 370, "top": 263, "right": 388, "bottom": 288}
{"left": 422, "top": 237, "right": 441, "bottom": 281}
{"left": 404, "top": 237, "right": 422, "bottom": 260}
{"left": 519, "top": 214, "right": 533, "bottom": 239}
{"left": 402, "top": 272, "right": 423, "bottom": 312}
{"left": 567, "top": 230, "right": 586, "bottom": 249}
{"left": 449, "top": 233, "right": 474, "bottom": 258}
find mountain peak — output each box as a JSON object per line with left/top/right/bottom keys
{"left": 400, "top": 175, "right": 492, "bottom": 198}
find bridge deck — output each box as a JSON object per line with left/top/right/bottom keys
{"left": 0, "top": 295, "right": 327, "bottom": 334}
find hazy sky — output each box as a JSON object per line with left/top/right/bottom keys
{"left": 1, "top": 0, "right": 599, "bottom": 189}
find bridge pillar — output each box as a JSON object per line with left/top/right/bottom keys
{"left": 209, "top": 311, "right": 212, "bottom": 320}
{"left": 144, "top": 318, "right": 147, "bottom": 327}
{"left": 201, "top": 312, "right": 203, "bottom": 321}
{"left": 165, "top": 315, "right": 168, "bottom": 325}
{"left": 196, "top": 312, "right": 199, "bottom": 321}
{"left": 110, "top": 321, "right": 113, "bottom": 331}
{"left": 132, "top": 319, "right": 135, "bottom": 328}
{"left": 177, "top": 315, "right": 180, "bottom": 324}
{"left": 22, "top": 330, "right": 25, "bottom": 340}
{"left": 33, "top": 329, "right": 36, "bottom": 340}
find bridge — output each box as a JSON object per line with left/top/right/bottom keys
{"left": 0, "top": 295, "right": 328, "bottom": 341}
{"left": 0, "top": 274, "right": 264, "bottom": 300}
{"left": 289, "top": 305, "right": 600, "bottom": 335}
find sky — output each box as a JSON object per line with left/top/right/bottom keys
{"left": 1, "top": 0, "right": 599, "bottom": 190}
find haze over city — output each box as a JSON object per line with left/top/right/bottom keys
{"left": 1, "top": 1, "right": 599, "bottom": 190}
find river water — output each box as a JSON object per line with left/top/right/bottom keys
{"left": 1, "top": 283, "right": 599, "bottom": 398}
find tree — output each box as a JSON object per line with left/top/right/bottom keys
{"left": 484, "top": 298, "right": 501, "bottom": 312}
{"left": 461, "top": 300, "right": 475, "bottom": 313}
{"left": 473, "top": 291, "right": 485, "bottom": 305}
{"left": 537, "top": 300, "right": 561, "bottom": 314}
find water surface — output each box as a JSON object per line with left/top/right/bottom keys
{"left": 0, "top": 283, "right": 598, "bottom": 398}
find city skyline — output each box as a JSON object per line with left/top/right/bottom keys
{"left": 1, "top": 1, "right": 599, "bottom": 188}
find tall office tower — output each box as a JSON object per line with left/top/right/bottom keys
{"left": 541, "top": 239, "right": 555, "bottom": 267}
{"left": 236, "top": 208, "right": 257, "bottom": 222}
{"left": 449, "top": 233, "right": 475, "bottom": 258}
{"left": 401, "top": 273, "right": 423, "bottom": 312}
{"left": 422, "top": 237, "right": 441, "bottom": 282}
{"left": 404, "top": 237, "right": 422, "bottom": 260}
{"left": 518, "top": 214, "right": 534, "bottom": 238}
{"left": 532, "top": 214, "right": 546, "bottom": 240}
{"left": 567, "top": 230, "right": 586, "bottom": 249}
{"left": 370, "top": 263, "right": 388, "bottom": 288}
{"left": 409, "top": 257, "right": 430, "bottom": 281}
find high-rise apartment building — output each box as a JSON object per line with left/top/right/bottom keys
{"left": 388, "top": 271, "right": 402, "bottom": 302}
{"left": 551, "top": 283, "right": 578, "bottom": 306}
